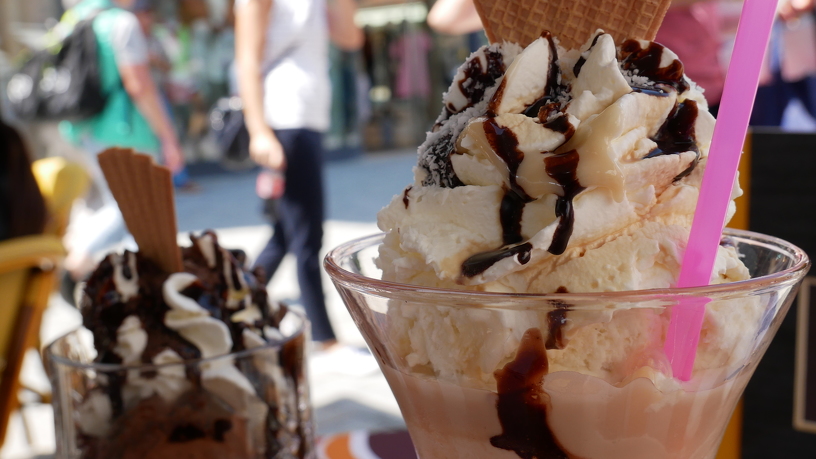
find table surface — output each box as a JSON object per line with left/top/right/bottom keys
{"left": 317, "top": 430, "right": 417, "bottom": 459}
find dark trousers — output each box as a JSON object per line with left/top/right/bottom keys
{"left": 751, "top": 74, "right": 816, "bottom": 126}
{"left": 253, "top": 129, "right": 336, "bottom": 342}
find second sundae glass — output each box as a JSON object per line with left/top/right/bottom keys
{"left": 47, "top": 310, "right": 313, "bottom": 459}
{"left": 325, "top": 230, "right": 809, "bottom": 459}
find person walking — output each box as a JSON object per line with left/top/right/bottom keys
{"left": 60, "top": 0, "right": 184, "bottom": 280}
{"left": 751, "top": 0, "right": 816, "bottom": 126}
{"left": 235, "top": 0, "right": 362, "bottom": 347}
{"left": 426, "top": 0, "right": 482, "bottom": 35}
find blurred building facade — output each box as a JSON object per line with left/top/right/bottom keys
{"left": 1, "top": 0, "right": 485, "bottom": 162}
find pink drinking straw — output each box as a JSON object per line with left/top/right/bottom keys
{"left": 664, "top": 0, "right": 779, "bottom": 381}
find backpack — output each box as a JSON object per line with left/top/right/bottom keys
{"left": 6, "top": 12, "right": 106, "bottom": 121}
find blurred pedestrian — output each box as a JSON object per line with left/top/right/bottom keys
{"left": 132, "top": 0, "right": 200, "bottom": 190}
{"left": 751, "top": 0, "right": 816, "bottom": 126}
{"left": 132, "top": 0, "right": 172, "bottom": 95}
{"left": 60, "top": 0, "right": 185, "bottom": 280}
{"left": 426, "top": 0, "right": 482, "bottom": 35}
{"left": 235, "top": 0, "right": 362, "bottom": 347}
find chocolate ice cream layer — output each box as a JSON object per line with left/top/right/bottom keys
{"left": 80, "top": 391, "right": 250, "bottom": 459}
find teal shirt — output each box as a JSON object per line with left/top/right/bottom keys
{"left": 59, "top": 0, "right": 160, "bottom": 153}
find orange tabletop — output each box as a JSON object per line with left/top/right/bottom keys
{"left": 317, "top": 430, "right": 416, "bottom": 459}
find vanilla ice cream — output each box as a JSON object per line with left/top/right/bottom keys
{"left": 379, "top": 31, "right": 732, "bottom": 290}
{"left": 374, "top": 30, "right": 762, "bottom": 459}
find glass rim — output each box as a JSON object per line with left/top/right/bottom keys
{"left": 324, "top": 229, "right": 811, "bottom": 306}
{"left": 45, "top": 309, "right": 308, "bottom": 371}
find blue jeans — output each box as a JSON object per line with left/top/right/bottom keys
{"left": 751, "top": 74, "right": 816, "bottom": 127}
{"left": 252, "top": 129, "right": 335, "bottom": 342}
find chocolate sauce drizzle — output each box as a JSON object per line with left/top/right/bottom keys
{"left": 619, "top": 39, "right": 690, "bottom": 94}
{"left": 459, "top": 32, "right": 587, "bottom": 277}
{"left": 80, "top": 232, "right": 284, "bottom": 414}
{"left": 81, "top": 253, "right": 202, "bottom": 416}
{"left": 445, "top": 49, "right": 506, "bottom": 118}
{"left": 573, "top": 32, "right": 603, "bottom": 78}
{"left": 645, "top": 100, "right": 701, "bottom": 181}
{"left": 184, "top": 232, "right": 284, "bottom": 353}
{"left": 491, "top": 328, "right": 569, "bottom": 459}
{"left": 546, "top": 286, "right": 571, "bottom": 350}
{"left": 522, "top": 96, "right": 553, "bottom": 118}
{"left": 462, "top": 243, "right": 532, "bottom": 278}
{"left": 519, "top": 32, "right": 564, "bottom": 121}
{"left": 545, "top": 150, "right": 585, "bottom": 255}
{"left": 525, "top": 100, "right": 575, "bottom": 142}
{"left": 484, "top": 118, "right": 534, "bottom": 244}
{"left": 500, "top": 190, "right": 531, "bottom": 246}
{"left": 460, "top": 118, "right": 535, "bottom": 278}
{"left": 631, "top": 86, "right": 671, "bottom": 98}
{"left": 402, "top": 186, "right": 412, "bottom": 209}
{"left": 169, "top": 424, "right": 207, "bottom": 442}
{"left": 542, "top": 115, "right": 576, "bottom": 138}
{"left": 543, "top": 32, "right": 560, "bottom": 93}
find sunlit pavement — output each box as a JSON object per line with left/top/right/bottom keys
{"left": 1, "top": 150, "right": 417, "bottom": 458}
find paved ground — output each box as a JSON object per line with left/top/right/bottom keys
{"left": 1, "top": 149, "right": 418, "bottom": 459}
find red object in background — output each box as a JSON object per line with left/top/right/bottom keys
{"left": 256, "top": 169, "right": 285, "bottom": 200}
{"left": 655, "top": 3, "right": 725, "bottom": 106}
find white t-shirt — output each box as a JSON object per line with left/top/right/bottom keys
{"left": 235, "top": 0, "right": 331, "bottom": 132}
{"left": 109, "top": 12, "right": 149, "bottom": 67}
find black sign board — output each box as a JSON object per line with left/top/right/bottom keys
{"left": 744, "top": 130, "right": 816, "bottom": 453}
{"left": 795, "top": 277, "right": 816, "bottom": 433}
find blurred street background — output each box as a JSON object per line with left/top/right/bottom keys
{"left": 2, "top": 0, "right": 816, "bottom": 458}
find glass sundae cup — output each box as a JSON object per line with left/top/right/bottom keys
{"left": 325, "top": 229, "right": 810, "bottom": 459}
{"left": 46, "top": 310, "right": 313, "bottom": 459}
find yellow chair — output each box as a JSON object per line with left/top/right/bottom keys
{"left": 0, "top": 157, "right": 88, "bottom": 447}
{"left": 32, "top": 156, "right": 90, "bottom": 237}
{"left": 0, "top": 235, "right": 65, "bottom": 445}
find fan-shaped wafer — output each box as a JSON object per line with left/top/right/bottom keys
{"left": 473, "top": 0, "right": 672, "bottom": 49}
{"left": 98, "top": 148, "right": 182, "bottom": 273}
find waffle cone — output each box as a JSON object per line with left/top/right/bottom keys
{"left": 150, "top": 160, "right": 182, "bottom": 273}
{"left": 98, "top": 148, "right": 183, "bottom": 273}
{"left": 474, "top": 0, "right": 671, "bottom": 50}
